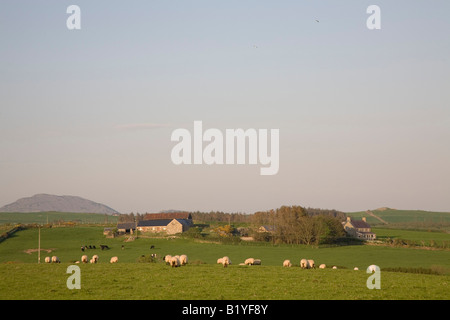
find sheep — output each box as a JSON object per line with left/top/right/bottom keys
{"left": 179, "top": 255, "right": 188, "bottom": 266}
{"left": 367, "top": 265, "right": 378, "bottom": 273}
{"left": 253, "top": 259, "right": 261, "bottom": 265}
{"left": 332, "top": 266, "right": 337, "bottom": 269}
{"left": 300, "top": 259, "right": 308, "bottom": 269}
{"left": 110, "top": 256, "right": 118, "bottom": 263}
{"left": 92, "top": 255, "right": 99, "bottom": 263}
{"left": 307, "top": 259, "right": 315, "bottom": 269}
{"left": 217, "top": 258, "right": 224, "bottom": 264}
{"left": 164, "top": 255, "right": 172, "bottom": 265}
{"left": 90, "top": 258, "right": 95, "bottom": 263}
{"left": 354, "top": 267, "right": 359, "bottom": 271}
{"left": 221, "top": 256, "right": 231, "bottom": 268}
{"left": 283, "top": 260, "right": 292, "bottom": 267}
{"left": 81, "top": 255, "right": 88, "bottom": 263}
{"left": 244, "top": 258, "right": 255, "bottom": 265}
{"left": 51, "top": 256, "right": 60, "bottom": 263}
{"left": 44, "top": 256, "right": 51, "bottom": 263}
{"left": 319, "top": 264, "right": 326, "bottom": 269}
{"left": 170, "top": 256, "right": 180, "bottom": 268}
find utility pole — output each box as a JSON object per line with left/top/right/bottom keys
{"left": 38, "top": 226, "right": 41, "bottom": 264}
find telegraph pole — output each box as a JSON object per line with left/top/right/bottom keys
{"left": 38, "top": 226, "right": 41, "bottom": 264}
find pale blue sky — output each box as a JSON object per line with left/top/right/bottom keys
{"left": 1, "top": 1, "right": 449, "bottom": 213}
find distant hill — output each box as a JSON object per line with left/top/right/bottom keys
{"left": 0, "top": 194, "right": 119, "bottom": 215}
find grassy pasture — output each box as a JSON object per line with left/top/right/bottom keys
{"left": 0, "top": 263, "right": 448, "bottom": 300}
{"left": 0, "top": 226, "right": 449, "bottom": 300}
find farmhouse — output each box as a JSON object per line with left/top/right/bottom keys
{"left": 258, "top": 225, "right": 276, "bottom": 233}
{"left": 343, "top": 217, "right": 376, "bottom": 240}
{"left": 117, "top": 222, "right": 136, "bottom": 234}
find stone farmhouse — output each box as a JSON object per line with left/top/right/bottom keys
{"left": 117, "top": 212, "right": 193, "bottom": 235}
{"left": 343, "top": 216, "right": 376, "bottom": 240}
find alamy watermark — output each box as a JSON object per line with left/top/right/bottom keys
{"left": 171, "top": 121, "right": 279, "bottom": 175}
{"left": 66, "top": 265, "right": 81, "bottom": 289}
{"left": 366, "top": 265, "right": 381, "bottom": 289}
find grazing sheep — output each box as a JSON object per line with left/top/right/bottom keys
{"left": 179, "top": 255, "right": 188, "bottom": 266}
{"left": 51, "top": 256, "right": 60, "bottom": 263}
{"left": 319, "top": 264, "right": 326, "bottom": 269}
{"left": 217, "top": 258, "right": 224, "bottom": 264}
{"left": 92, "top": 255, "right": 99, "bottom": 263}
{"left": 354, "top": 267, "right": 359, "bottom": 271}
{"left": 332, "top": 266, "right": 337, "bottom": 269}
{"left": 244, "top": 258, "right": 255, "bottom": 265}
{"left": 170, "top": 256, "right": 180, "bottom": 268}
{"left": 44, "top": 256, "right": 51, "bottom": 263}
{"left": 81, "top": 255, "right": 88, "bottom": 263}
{"left": 221, "top": 256, "right": 231, "bottom": 268}
{"left": 300, "top": 259, "right": 308, "bottom": 269}
{"left": 110, "top": 256, "right": 118, "bottom": 263}
{"left": 367, "top": 265, "right": 378, "bottom": 273}
{"left": 164, "top": 255, "right": 172, "bottom": 264}
{"left": 283, "top": 260, "right": 292, "bottom": 267}
{"left": 307, "top": 259, "right": 315, "bottom": 269}
{"left": 90, "top": 258, "right": 95, "bottom": 263}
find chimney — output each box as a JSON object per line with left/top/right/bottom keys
{"left": 362, "top": 217, "right": 366, "bottom": 222}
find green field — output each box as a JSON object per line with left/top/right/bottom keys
{"left": 0, "top": 211, "right": 118, "bottom": 225}
{"left": 347, "top": 208, "right": 450, "bottom": 226}
{"left": 0, "top": 226, "right": 449, "bottom": 300}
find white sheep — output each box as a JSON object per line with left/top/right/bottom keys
{"left": 179, "top": 255, "right": 188, "bottom": 266}
{"left": 165, "top": 255, "right": 172, "bottom": 264}
{"left": 90, "top": 258, "right": 95, "bottom": 263}
{"left": 307, "top": 259, "right": 315, "bottom": 269}
{"left": 110, "top": 256, "right": 118, "bottom": 263}
{"left": 44, "top": 256, "right": 51, "bottom": 263}
{"left": 217, "top": 258, "right": 224, "bottom": 264}
{"left": 300, "top": 259, "right": 308, "bottom": 269}
{"left": 332, "top": 266, "right": 337, "bottom": 269}
{"left": 81, "top": 255, "right": 88, "bottom": 263}
{"left": 367, "top": 265, "right": 378, "bottom": 273}
{"left": 170, "top": 256, "right": 180, "bottom": 268}
{"left": 51, "top": 256, "right": 60, "bottom": 263}
{"left": 221, "top": 256, "right": 231, "bottom": 267}
{"left": 354, "top": 267, "right": 359, "bottom": 271}
{"left": 283, "top": 260, "right": 292, "bottom": 267}
{"left": 319, "top": 264, "right": 326, "bottom": 269}
{"left": 92, "top": 255, "right": 99, "bottom": 263}
{"left": 244, "top": 258, "right": 255, "bottom": 265}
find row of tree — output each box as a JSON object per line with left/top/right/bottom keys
{"left": 252, "top": 206, "right": 346, "bottom": 245}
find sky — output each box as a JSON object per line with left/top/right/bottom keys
{"left": 1, "top": 1, "right": 449, "bottom": 214}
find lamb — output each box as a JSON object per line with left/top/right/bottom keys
{"left": 110, "top": 256, "right": 118, "bottom": 263}
{"left": 283, "top": 260, "right": 292, "bottom": 267}
{"left": 81, "top": 255, "right": 88, "bottom": 263}
{"left": 300, "top": 259, "right": 308, "bottom": 269}
{"left": 307, "top": 259, "right": 315, "bottom": 269}
{"left": 51, "top": 256, "right": 60, "bottom": 263}
{"left": 170, "top": 256, "right": 180, "bottom": 268}
{"left": 179, "top": 255, "right": 188, "bottom": 266}
{"left": 90, "top": 258, "right": 95, "bottom": 263}
{"left": 319, "top": 264, "right": 326, "bottom": 269}
{"left": 244, "top": 258, "right": 255, "bottom": 265}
